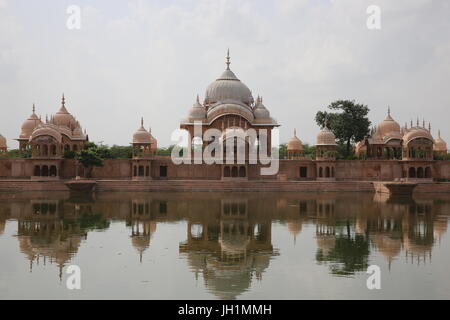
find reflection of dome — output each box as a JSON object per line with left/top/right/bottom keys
{"left": 18, "top": 234, "right": 82, "bottom": 266}
{"left": 20, "top": 105, "right": 41, "bottom": 138}
{"left": 287, "top": 221, "right": 302, "bottom": 236}
{"left": 434, "top": 216, "right": 448, "bottom": 239}
{"left": 434, "top": 130, "right": 447, "bottom": 152}
{"left": 132, "top": 118, "right": 152, "bottom": 144}
{"left": 377, "top": 108, "right": 401, "bottom": 138}
{"left": 219, "top": 234, "right": 250, "bottom": 254}
{"left": 372, "top": 234, "right": 401, "bottom": 261}
{"left": 287, "top": 130, "right": 302, "bottom": 151}
{"left": 316, "top": 125, "right": 336, "bottom": 146}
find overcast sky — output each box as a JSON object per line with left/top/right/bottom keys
{"left": 1, "top": 0, "right": 449, "bottom": 148}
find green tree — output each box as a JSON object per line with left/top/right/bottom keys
{"left": 157, "top": 145, "right": 175, "bottom": 156}
{"left": 75, "top": 144, "right": 104, "bottom": 178}
{"left": 315, "top": 100, "right": 371, "bottom": 158}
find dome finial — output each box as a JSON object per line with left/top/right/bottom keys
{"left": 32, "top": 103, "right": 36, "bottom": 114}
{"left": 438, "top": 129, "right": 441, "bottom": 138}
{"left": 141, "top": 117, "right": 144, "bottom": 127}
{"left": 62, "top": 93, "right": 65, "bottom": 107}
{"left": 423, "top": 118, "right": 425, "bottom": 127}
{"left": 388, "top": 105, "right": 391, "bottom": 116}
{"left": 428, "top": 122, "right": 431, "bottom": 131}
{"left": 226, "top": 48, "right": 231, "bottom": 70}
{"left": 416, "top": 118, "right": 419, "bottom": 126}
{"left": 196, "top": 94, "right": 200, "bottom": 104}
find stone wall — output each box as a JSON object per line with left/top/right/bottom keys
{"left": 1, "top": 157, "right": 450, "bottom": 181}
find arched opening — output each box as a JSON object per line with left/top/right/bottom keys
{"left": 319, "top": 167, "right": 323, "bottom": 178}
{"left": 145, "top": 166, "right": 150, "bottom": 177}
{"left": 408, "top": 167, "right": 416, "bottom": 178}
{"left": 425, "top": 167, "right": 432, "bottom": 179}
{"left": 73, "top": 145, "right": 78, "bottom": 152}
{"left": 42, "top": 165, "right": 49, "bottom": 177}
{"left": 50, "top": 145, "right": 57, "bottom": 156}
{"left": 231, "top": 166, "right": 238, "bottom": 177}
{"left": 325, "top": 167, "right": 330, "bottom": 178}
{"left": 224, "top": 166, "right": 230, "bottom": 177}
{"left": 133, "top": 166, "right": 137, "bottom": 177}
{"left": 42, "top": 145, "right": 48, "bottom": 156}
{"left": 138, "top": 166, "right": 144, "bottom": 177}
{"left": 49, "top": 165, "right": 57, "bottom": 177}
{"left": 417, "top": 167, "right": 424, "bottom": 178}
{"left": 64, "top": 145, "right": 70, "bottom": 152}
{"left": 239, "top": 166, "right": 246, "bottom": 177}
{"left": 34, "top": 165, "right": 41, "bottom": 177}
{"left": 331, "top": 167, "right": 335, "bottom": 178}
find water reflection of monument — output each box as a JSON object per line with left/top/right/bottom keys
{"left": 1, "top": 192, "right": 449, "bottom": 286}
{"left": 128, "top": 199, "right": 157, "bottom": 262}
{"left": 179, "top": 198, "right": 276, "bottom": 300}
{"left": 7, "top": 194, "right": 109, "bottom": 279}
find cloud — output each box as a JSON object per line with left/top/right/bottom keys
{"left": 0, "top": 0, "right": 449, "bottom": 149}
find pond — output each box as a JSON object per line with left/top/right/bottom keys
{"left": 0, "top": 191, "right": 449, "bottom": 299}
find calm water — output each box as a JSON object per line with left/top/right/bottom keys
{"left": 0, "top": 191, "right": 450, "bottom": 300}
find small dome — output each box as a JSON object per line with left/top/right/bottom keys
{"left": 434, "top": 130, "right": 447, "bottom": 152}
{"left": 187, "top": 95, "right": 206, "bottom": 120}
{"left": 0, "top": 134, "right": 7, "bottom": 149}
{"left": 316, "top": 124, "right": 336, "bottom": 146}
{"left": 132, "top": 119, "right": 152, "bottom": 144}
{"left": 287, "top": 129, "right": 302, "bottom": 151}
{"left": 253, "top": 96, "right": 270, "bottom": 119}
{"left": 378, "top": 108, "right": 400, "bottom": 137}
{"left": 204, "top": 51, "right": 254, "bottom": 106}
{"left": 53, "top": 95, "right": 76, "bottom": 128}
{"left": 20, "top": 105, "right": 41, "bottom": 139}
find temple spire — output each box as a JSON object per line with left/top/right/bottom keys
{"left": 32, "top": 103, "right": 36, "bottom": 114}
{"left": 196, "top": 94, "right": 200, "bottom": 104}
{"left": 439, "top": 129, "right": 441, "bottom": 138}
{"left": 141, "top": 117, "right": 144, "bottom": 127}
{"left": 62, "top": 93, "right": 65, "bottom": 107}
{"left": 388, "top": 105, "right": 391, "bottom": 116}
{"left": 226, "top": 49, "right": 231, "bottom": 70}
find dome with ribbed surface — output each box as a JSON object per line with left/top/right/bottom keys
{"left": 187, "top": 95, "right": 206, "bottom": 120}
{"left": 133, "top": 119, "right": 152, "bottom": 144}
{"left": 253, "top": 96, "right": 270, "bottom": 120}
{"left": 287, "top": 129, "right": 302, "bottom": 151}
{"left": 378, "top": 108, "right": 401, "bottom": 137}
{"left": 403, "top": 127, "right": 433, "bottom": 145}
{"left": 434, "top": 130, "right": 447, "bottom": 151}
{"left": 316, "top": 124, "right": 336, "bottom": 146}
{"left": 204, "top": 51, "right": 253, "bottom": 106}
{"left": 53, "top": 95, "right": 76, "bottom": 128}
{"left": 20, "top": 105, "right": 41, "bottom": 139}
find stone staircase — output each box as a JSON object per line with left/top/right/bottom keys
{"left": 95, "top": 179, "right": 375, "bottom": 193}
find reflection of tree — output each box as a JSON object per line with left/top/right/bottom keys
{"left": 316, "top": 222, "right": 370, "bottom": 276}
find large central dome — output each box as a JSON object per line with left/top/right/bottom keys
{"left": 204, "top": 51, "right": 254, "bottom": 106}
